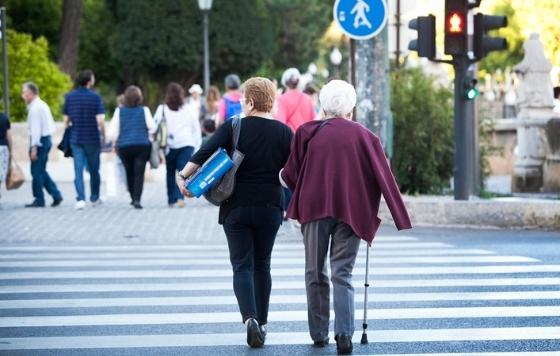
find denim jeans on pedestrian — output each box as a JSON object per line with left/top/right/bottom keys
{"left": 165, "top": 146, "right": 194, "bottom": 205}
{"left": 30, "top": 136, "right": 62, "bottom": 205}
{"left": 71, "top": 143, "right": 101, "bottom": 202}
{"left": 223, "top": 206, "right": 283, "bottom": 324}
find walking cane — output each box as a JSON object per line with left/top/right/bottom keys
{"left": 360, "top": 242, "right": 370, "bottom": 344}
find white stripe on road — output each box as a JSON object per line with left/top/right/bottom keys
{"left": 0, "top": 255, "right": 537, "bottom": 267}
{"left": 2, "top": 278, "right": 557, "bottom": 294}
{"left": 0, "top": 248, "right": 496, "bottom": 259}
{"left": 1, "top": 327, "right": 560, "bottom": 349}
{"left": 375, "top": 353, "right": 560, "bottom": 356}
{"left": 1, "top": 265, "right": 559, "bottom": 279}
{"left": 2, "top": 306, "right": 560, "bottom": 327}
{"left": 2, "top": 290, "right": 560, "bottom": 309}
{"left": 0, "top": 241, "right": 448, "bottom": 252}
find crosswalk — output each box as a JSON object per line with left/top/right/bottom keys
{"left": 0, "top": 234, "right": 559, "bottom": 355}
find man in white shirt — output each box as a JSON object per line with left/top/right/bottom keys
{"left": 21, "top": 82, "right": 63, "bottom": 208}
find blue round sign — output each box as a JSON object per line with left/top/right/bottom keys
{"left": 333, "top": 0, "right": 388, "bottom": 40}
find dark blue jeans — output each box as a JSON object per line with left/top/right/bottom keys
{"left": 223, "top": 206, "right": 283, "bottom": 324}
{"left": 30, "top": 136, "right": 62, "bottom": 205}
{"left": 71, "top": 143, "right": 101, "bottom": 202}
{"left": 165, "top": 146, "right": 194, "bottom": 204}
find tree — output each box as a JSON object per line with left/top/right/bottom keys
{"left": 265, "top": 0, "right": 332, "bottom": 72}
{"left": 78, "top": 0, "right": 119, "bottom": 85}
{"left": 0, "top": 30, "right": 72, "bottom": 122}
{"left": 480, "top": 0, "right": 560, "bottom": 72}
{"left": 0, "top": 0, "right": 62, "bottom": 59}
{"left": 110, "top": 0, "right": 274, "bottom": 87}
{"left": 58, "top": 0, "right": 83, "bottom": 76}
{"left": 391, "top": 68, "right": 454, "bottom": 194}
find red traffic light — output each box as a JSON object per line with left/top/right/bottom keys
{"left": 448, "top": 12, "right": 464, "bottom": 33}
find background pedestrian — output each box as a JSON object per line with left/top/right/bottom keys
{"left": 109, "top": 86, "right": 155, "bottom": 209}
{"left": 21, "top": 82, "right": 63, "bottom": 208}
{"left": 154, "top": 83, "right": 201, "bottom": 208}
{"left": 0, "top": 112, "right": 13, "bottom": 207}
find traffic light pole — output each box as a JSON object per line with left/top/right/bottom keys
{"left": 452, "top": 55, "right": 471, "bottom": 200}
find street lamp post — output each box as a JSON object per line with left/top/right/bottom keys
{"left": 330, "top": 47, "right": 342, "bottom": 79}
{"left": 198, "top": 0, "right": 213, "bottom": 95}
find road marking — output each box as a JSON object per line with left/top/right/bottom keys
{"left": 2, "top": 291, "right": 560, "bottom": 309}
{"left": 1, "top": 327, "right": 559, "bottom": 349}
{"left": 1, "top": 277, "right": 558, "bottom": 294}
{"left": 0, "top": 255, "right": 538, "bottom": 267}
{"left": 0, "top": 248, "right": 496, "bottom": 259}
{"left": 1, "top": 265, "right": 559, "bottom": 279}
{"left": 370, "top": 353, "right": 560, "bottom": 356}
{"left": 2, "top": 306, "right": 560, "bottom": 327}
{"left": 0, "top": 241, "right": 448, "bottom": 252}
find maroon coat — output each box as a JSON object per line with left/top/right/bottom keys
{"left": 281, "top": 118, "right": 412, "bottom": 244}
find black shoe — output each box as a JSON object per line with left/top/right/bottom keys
{"left": 335, "top": 334, "right": 352, "bottom": 355}
{"left": 25, "top": 201, "right": 45, "bottom": 208}
{"left": 132, "top": 201, "right": 143, "bottom": 209}
{"left": 246, "top": 318, "right": 264, "bottom": 348}
{"left": 51, "top": 197, "right": 63, "bottom": 207}
{"left": 313, "top": 338, "right": 329, "bottom": 347}
{"left": 260, "top": 324, "right": 267, "bottom": 340}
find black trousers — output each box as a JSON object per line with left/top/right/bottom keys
{"left": 223, "top": 206, "right": 282, "bottom": 324}
{"left": 118, "top": 145, "right": 150, "bottom": 203}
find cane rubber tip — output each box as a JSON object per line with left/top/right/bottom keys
{"left": 360, "top": 333, "right": 368, "bottom": 344}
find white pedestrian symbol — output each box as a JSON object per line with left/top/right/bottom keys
{"left": 351, "top": 0, "right": 372, "bottom": 29}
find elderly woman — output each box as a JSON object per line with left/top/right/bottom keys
{"left": 280, "top": 80, "right": 411, "bottom": 354}
{"left": 176, "top": 77, "right": 293, "bottom": 348}
{"left": 109, "top": 86, "right": 156, "bottom": 209}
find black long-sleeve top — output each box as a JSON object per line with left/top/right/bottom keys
{"left": 190, "top": 116, "right": 293, "bottom": 223}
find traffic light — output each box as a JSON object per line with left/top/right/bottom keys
{"left": 464, "top": 77, "right": 479, "bottom": 100}
{"left": 473, "top": 13, "right": 508, "bottom": 60}
{"left": 408, "top": 15, "right": 436, "bottom": 59}
{"left": 444, "top": 0, "right": 468, "bottom": 56}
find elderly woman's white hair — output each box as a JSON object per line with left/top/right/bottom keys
{"left": 281, "top": 68, "right": 301, "bottom": 88}
{"left": 319, "top": 80, "right": 356, "bottom": 118}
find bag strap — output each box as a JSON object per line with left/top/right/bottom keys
{"left": 231, "top": 116, "right": 242, "bottom": 150}
{"left": 286, "top": 92, "right": 304, "bottom": 124}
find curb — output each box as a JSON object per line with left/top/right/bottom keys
{"left": 379, "top": 197, "right": 560, "bottom": 230}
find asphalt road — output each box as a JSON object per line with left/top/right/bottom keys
{"left": 0, "top": 183, "right": 559, "bottom": 355}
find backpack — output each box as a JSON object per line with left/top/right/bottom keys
{"left": 224, "top": 96, "right": 242, "bottom": 121}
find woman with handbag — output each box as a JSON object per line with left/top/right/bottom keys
{"left": 154, "top": 83, "right": 201, "bottom": 208}
{"left": 0, "top": 112, "right": 13, "bottom": 205}
{"left": 176, "top": 77, "right": 293, "bottom": 348}
{"left": 109, "top": 86, "right": 155, "bottom": 209}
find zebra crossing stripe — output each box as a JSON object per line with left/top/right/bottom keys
{"left": 2, "top": 290, "right": 560, "bottom": 309}
{"left": 0, "top": 255, "right": 538, "bottom": 267}
{"left": 2, "top": 306, "right": 560, "bottom": 327}
{"left": 371, "top": 353, "right": 560, "bottom": 356}
{"left": 0, "top": 248, "right": 496, "bottom": 259}
{"left": 0, "top": 327, "right": 559, "bottom": 349}
{"left": 1, "top": 265, "right": 559, "bottom": 279}
{"left": 1, "top": 277, "right": 557, "bottom": 294}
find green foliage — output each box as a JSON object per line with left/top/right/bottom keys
{"left": 265, "top": 0, "right": 332, "bottom": 72}
{"left": 78, "top": 0, "right": 119, "bottom": 85}
{"left": 0, "top": 30, "right": 72, "bottom": 122}
{"left": 391, "top": 68, "right": 454, "bottom": 194}
{"left": 479, "top": 1, "right": 524, "bottom": 73}
{"left": 0, "top": 0, "right": 62, "bottom": 59}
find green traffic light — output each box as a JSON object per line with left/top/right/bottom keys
{"left": 466, "top": 87, "right": 479, "bottom": 100}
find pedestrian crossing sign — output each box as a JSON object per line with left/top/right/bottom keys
{"left": 334, "top": 0, "right": 388, "bottom": 40}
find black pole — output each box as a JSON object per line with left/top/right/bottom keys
{"left": 395, "top": 0, "right": 401, "bottom": 68}
{"left": 202, "top": 10, "right": 210, "bottom": 95}
{"left": 453, "top": 55, "right": 470, "bottom": 200}
{"left": 350, "top": 39, "right": 357, "bottom": 121}
{"left": 1, "top": 8, "right": 9, "bottom": 119}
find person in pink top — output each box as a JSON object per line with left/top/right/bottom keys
{"left": 276, "top": 68, "right": 316, "bottom": 132}
{"left": 218, "top": 74, "right": 243, "bottom": 124}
